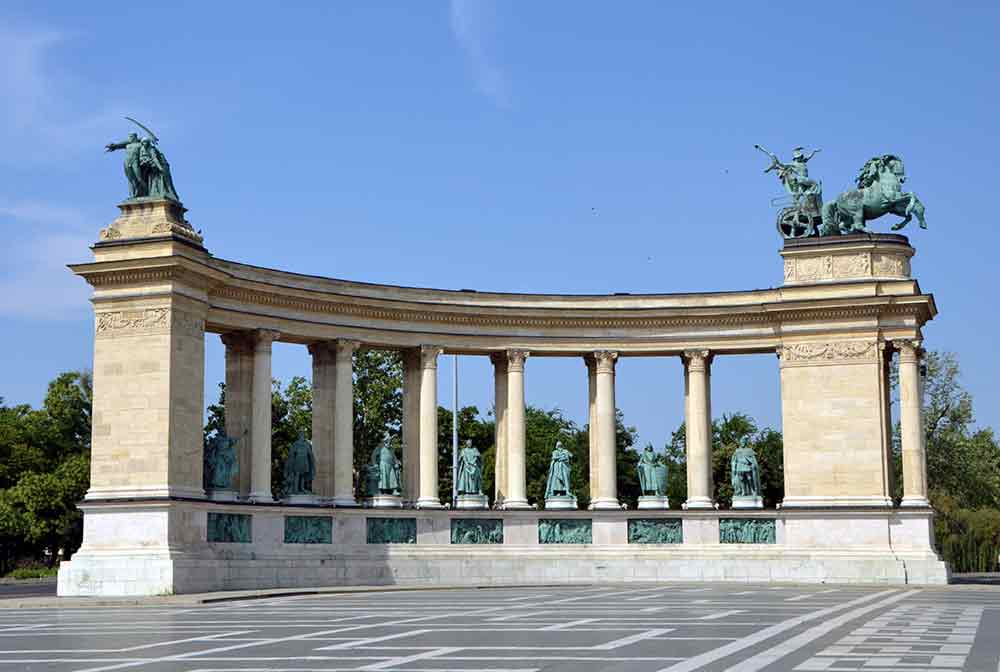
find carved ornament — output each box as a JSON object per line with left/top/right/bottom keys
{"left": 778, "top": 340, "right": 877, "bottom": 366}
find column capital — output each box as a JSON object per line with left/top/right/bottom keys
{"left": 490, "top": 351, "right": 509, "bottom": 372}
{"left": 506, "top": 349, "right": 530, "bottom": 372}
{"left": 592, "top": 350, "right": 618, "bottom": 374}
{"left": 893, "top": 339, "right": 923, "bottom": 363}
{"left": 307, "top": 341, "right": 336, "bottom": 360}
{"left": 220, "top": 331, "right": 254, "bottom": 352}
{"left": 420, "top": 345, "right": 443, "bottom": 369}
{"left": 335, "top": 339, "right": 361, "bottom": 359}
{"left": 253, "top": 329, "right": 281, "bottom": 350}
{"left": 683, "top": 349, "right": 712, "bottom": 371}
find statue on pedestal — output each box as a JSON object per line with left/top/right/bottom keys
{"left": 456, "top": 440, "right": 483, "bottom": 495}
{"left": 638, "top": 445, "right": 667, "bottom": 496}
{"left": 203, "top": 432, "right": 240, "bottom": 498}
{"left": 730, "top": 436, "right": 763, "bottom": 509}
{"left": 544, "top": 440, "right": 577, "bottom": 509}
{"left": 283, "top": 432, "right": 316, "bottom": 497}
{"left": 364, "top": 439, "right": 402, "bottom": 502}
{"left": 105, "top": 117, "right": 181, "bottom": 202}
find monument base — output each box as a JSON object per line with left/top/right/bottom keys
{"left": 365, "top": 495, "right": 403, "bottom": 509}
{"left": 545, "top": 495, "right": 578, "bottom": 510}
{"left": 732, "top": 495, "right": 764, "bottom": 509}
{"left": 284, "top": 494, "right": 319, "bottom": 506}
{"left": 57, "top": 501, "right": 950, "bottom": 597}
{"left": 638, "top": 496, "right": 671, "bottom": 510}
{"left": 455, "top": 494, "right": 489, "bottom": 510}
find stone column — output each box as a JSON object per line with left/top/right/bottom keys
{"left": 249, "top": 329, "right": 280, "bottom": 502}
{"left": 331, "top": 339, "right": 360, "bottom": 506}
{"left": 401, "top": 349, "right": 422, "bottom": 505}
{"left": 490, "top": 353, "right": 509, "bottom": 504}
{"left": 897, "top": 340, "right": 930, "bottom": 507}
{"left": 309, "top": 342, "right": 336, "bottom": 500}
{"left": 683, "top": 349, "right": 714, "bottom": 509}
{"left": 584, "top": 355, "right": 599, "bottom": 503}
{"left": 503, "top": 349, "right": 531, "bottom": 509}
{"left": 415, "top": 346, "right": 444, "bottom": 508}
{"left": 221, "top": 333, "right": 255, "bottom": 497}
{"left": 591, "top": 351, "right": 620, "bottom": 509}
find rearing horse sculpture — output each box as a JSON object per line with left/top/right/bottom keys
{"left": 821, "top": 155, "right": 927, "bottom": 234}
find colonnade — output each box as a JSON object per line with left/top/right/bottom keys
{"left": 217, "top": 332, "right": 930, "bottom": 509}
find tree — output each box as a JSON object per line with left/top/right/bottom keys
{"left": 436, "top": 405, "right": 494, "bottom": 503}
{"left": 353, "top": 350, "right": 403, "bottom": 477}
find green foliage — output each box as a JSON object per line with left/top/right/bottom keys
{"left": 934, "top": 498, "right": 1000, "bottom": 572}
{"left": 4, "top": 565, "right": 58, "bottom": 580}
{"left": 270, "top": 376, "right": 312, "bottom": 498}
{"left": 436, "top": 405, "right": 494, "bottom": 503}
{"left": 353, "top": 350, "right": 403, "bottom": 477}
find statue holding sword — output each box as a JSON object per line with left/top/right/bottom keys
{"left": 105, "top": 117, "right": 181, "bottom": 202}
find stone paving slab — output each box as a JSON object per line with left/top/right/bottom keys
{"left": 1, "top": 584, "right": 999, "bottom": 671}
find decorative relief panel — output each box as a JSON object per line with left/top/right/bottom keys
{"left": 95, "top": 307, "right": 204, "bottom": 338}
{"left": 779, "top": 340, "right": 878, "bottom": 367}
{"left": 784, "top": 250, "right": 910, "bottom": 284}
{"left": 719, "top": 518, "right": 775, "bottom": 544}
{"left": 451, "top": 519, "right": 503, "bottom": 544}
{"left": 872, "top": 253, "right": 910, "bottom": 277}
{"left": 284, "top": 516, "right": 332, "bottom": 544}
{"left": 366, "top": 517, "right": 416, "bottom": 544}
{"left": 538, "top": 518, "right": 592, "bottom": 544}
{"left": 207, "top": 512, "right": 252, "bottom": 543}
{"left": 628, "top": 518, "right": 682, "bottom": 544}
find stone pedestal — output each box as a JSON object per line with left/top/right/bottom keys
{"left": 207, "top": 489, "right": 238, "bottom": 503}
{"left": 284, "top": 494, "right": 319, "bottom": 506}
{"left": 99, "top": 198, "right": 204, "bottom": 248}
{"left": 637, "top": 495, "right": 671, "bottom": 510}
{"left": 732, "top": 495, "right": 764, "bottom": 509}
{"left": 545, "top": 495, "right": 578, "bottom": 510}
{"left": 365, "top": 494, "right": 404, "bottom": 509}
{"left": 455, "top": 494, "right": 489, "bottom": 510}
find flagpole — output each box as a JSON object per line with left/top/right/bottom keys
{"left": 452, "top": 354, "right": 459, "bottom": 505}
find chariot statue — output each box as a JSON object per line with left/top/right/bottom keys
{"left": 755, "top": 145, "right": 927, "bottom": 238}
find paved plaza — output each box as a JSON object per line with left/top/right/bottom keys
{"left": 1, "top": 584, "right": 999, "bottom": 671}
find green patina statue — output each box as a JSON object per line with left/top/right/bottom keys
{"left": 755, "top": 145, "right": 927, "bottom": 238}
{"left": 456, "top": 440, "right": 483, "bottom": 496}
{"left": 364, "top": 439, "right": 402, "bottom": 497}
{"left": 203, "top": 432, "right": 240, "bottom": 492}
{"left": 637, "top": 445, "right": 668, "bottom": 497}
{"left": 730, "top": 437, "right": 762, "bottom": 498}
{"left": 544, "top": 440, "right": 573, "bottom": 499}
{"left": 105, "top": 117, "right": 181, "bottom": 202}
{"left": 283, "top": 432, "right": 316, "bottom": 495}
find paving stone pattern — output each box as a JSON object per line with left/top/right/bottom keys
{"left": 0, "top": 584, "right": 998, "bottom": 671}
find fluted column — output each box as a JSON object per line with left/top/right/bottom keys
{"left": 490, "top": 352, "right": 509, "bottom": 504}
{"left": 683, "top": 349, "right": 714, "bottom": 509}
{"left": 332, "top": 339, "right": 360, "bottom": 506}
{"left": 415, "top": 346, "right": 444, "bottom": 508}
{"left": 897, "top": 340, "right": 930, "bottom": 507}
{"left": 401, "top": 349, "right": 422, "bottom": 505}
{"left": 221, "top": 333, "right": 255, "bottom": 497}
{"left": 309, "top": 342, "right": 336, "bottom": 500}
{"left": 591, "top": 351, "right": 620, "bottom": 509}
{"left": 584, "top": 355, "right": 599, "bottom": 503}
{"left": 249, "top": 329, "right": 280, "bottom": 502}
{"left": 503, "top": 349, "right": 531, "bottom": 509}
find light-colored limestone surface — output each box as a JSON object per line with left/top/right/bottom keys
{"left": 63, "top": 206, "right": 945, "bottom": 596}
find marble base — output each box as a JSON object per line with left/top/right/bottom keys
{"left": 284, "top": 494, "right": 319, "bottom": 505}
{"left": 455, "top": 494, "right": 489, "bottom": 510}
{"left": 545, "top": 495, "right": 578, "bottom": 510}
{"left": 365, "top": 494, "right": 404, "bottom": 508}
{"left": 732, "top": 495, "right": 764, "bottom": 509}
{"left": 638, "top": 495, "right": 671, "bottom": 510}
{"left": 207, "top": 489, "right": 238, "bottom": 502}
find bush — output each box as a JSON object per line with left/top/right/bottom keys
{"left": 5, "top": 565, "right": 57, "bottom": 580}
{"left": 935, "top": 507, "right": 1000, "bottom": 573}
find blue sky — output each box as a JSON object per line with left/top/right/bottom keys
{"left": 2, "top": 1, "right": 998, "bottom": 450}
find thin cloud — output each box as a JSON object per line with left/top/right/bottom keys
{"left": 449, "top": 0, "right": 511, "bottom": 108}
{"left": 0, "top": 200, "right": 94, "bottom": 321}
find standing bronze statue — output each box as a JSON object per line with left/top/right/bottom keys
{"left": 106, "top": 117, "right": 181, "bottom": 202}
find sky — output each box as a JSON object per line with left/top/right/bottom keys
{"left": 2, "top": 1, "right": 998, "bottom": 451}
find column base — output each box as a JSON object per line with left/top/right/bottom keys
{"left": 207, "top": 489, "right": 239, "bottom": 502}
{"left": 248, "top": 490, "right": 273, "bottom": 503}
{"left": 683, "top": 498, "right": 715, "bottom": 510}
{"left": 900, "top": 496, "right": 931, "bottom": 508}
{"left": 284, "top": 494, "right": 319, "bottom": 505}
{"left": 501, "top": 498, "right": 533, "bottom": 510}
{"left": 331, "top": 496, "right": 360, "bottom": 508}
{"left": 414, "top": 497, "right": 444, "bottom": 509}
{"left": 365, "top": 495, "right": 404, "bottom": 509}
{"left": 590, "top": 497, "right": 622, "bottom": 510}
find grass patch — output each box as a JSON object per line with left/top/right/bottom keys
{"left": 4, "top": 566, "right": 58, "bottom": 580}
